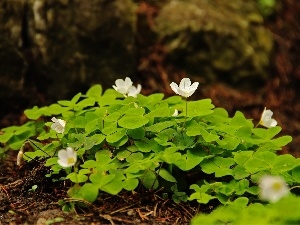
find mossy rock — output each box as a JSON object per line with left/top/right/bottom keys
{"left": 155, "top": 0, "right": 273, "bottom": 88}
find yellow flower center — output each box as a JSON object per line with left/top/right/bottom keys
{"left": 272, "top": 181, "right": 283, "bottom": 191}
{"left": 67, "top": 157, "right": 75, "bottom": 165}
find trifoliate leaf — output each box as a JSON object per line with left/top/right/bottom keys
{"left": 118, "top": 115, "right": 149, "bottom": 129}
{"left": 78, "top": 183, "right": 98, "bottom": 202}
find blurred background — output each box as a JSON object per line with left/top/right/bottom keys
{"left": 0, "top": 0, "right": 299, "bottom": 155}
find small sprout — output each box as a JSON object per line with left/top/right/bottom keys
{"left": 259, "top": 107, "right": 277, "bottom": 128}
{"left": 170, "top": 78, "right": 199, "bottom": 98}
{"left": 57, "top": 147, "right": 77, "bottom": 168}
{"left": 51, "top": 117, "right": 66, "bottom": 134}
{"left": 16, "top": 148, "right": 24, "bottom": 166}
{"left": 29, "top": 184, "right": 38, "bottom": 192}
{"left": 259, "top": 175, "right": 289, "bottom": 203}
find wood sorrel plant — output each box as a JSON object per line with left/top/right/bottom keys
{"left": 1, "top": 77, "right": 300, "bottom": 223}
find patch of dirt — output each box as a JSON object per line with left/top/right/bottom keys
{"left": 1, "top": 0, "right": 300, "bottom": 224}
{"left": 0, "top": 152, "right": 199, "bottom": 224}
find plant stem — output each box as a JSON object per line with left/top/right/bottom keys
{"left": 181, "top": 98, "right": 187, "bottom": 132}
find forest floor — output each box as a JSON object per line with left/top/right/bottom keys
{"left": 0, "top": 0, "right": 300, "bottom": 224}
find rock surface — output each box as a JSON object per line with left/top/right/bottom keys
{"left": 155, "top": 0, "right": 273, "bottom": 87}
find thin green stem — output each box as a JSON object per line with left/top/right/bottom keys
{"left": 181, "top": 98, "right": 187, "bottom": 132}
{"left": 73, "top": 164, "right": 79, "bottom": 184}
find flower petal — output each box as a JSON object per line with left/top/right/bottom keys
{"left": 124, "top": 77, "right": 133, "bottom": 88}
{"left": 170, "top": 82, "right": 179, "bottom": 94}
{"left": 57, "top": 159, "right": 71, "bottom": 168}
{"left": 189, "top": 82, "right": 199, "bottom": 92}
{"left": 179, "top": 78, "right": 191, "bottom": 91}
{"left": 66, "top": 147, "right": 76, "bottom": 158}
{"left": 58, "top": 149, "right": 68, "bottom": 160}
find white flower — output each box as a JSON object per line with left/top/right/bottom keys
{"left": 170, "top": 78, "right": 199, "bottom": 98}
{"left": 128, "top": 84, "right": 142, "bottom": 98}
{"left": 259, "top": 175, "right": 289, "bottom": 203}
{"left": 112, "top": 77, "right": 133, "bottom": 96}
{"left": 172, "top": 109, "right": 179, "bottom": 116}
{"left": 259, "top": 107, "right": 277, "bottom": 128}
{"left": 57, "top": 147, "right": 77, "bottom": 168}
{"left": 51, "top": 117, "right": 66, "bottom": 133}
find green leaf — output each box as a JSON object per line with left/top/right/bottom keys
{"left": 292, "top": 166, "right": 300, "bottom": 182}
{"left": 233, "top": 151, "right": 253, "bottom": 165}
{"left": 128, "top": 127, "right": 145, "bottom": 139}
{"left": 109, "top": 135, "right": 128, "bottom": 147}
{"left": 146, "top": 121, "right": 175, "bottom": 133}
{"left": 104, "top": 111, "right": 122, "bottom": 122}
{"left": 200, "top": 157, "right": 235, "bottom": 177}
{"left": 123, "top": 177, "right": 139, "bottom": 191}
{"left": 268, "top": 135, "right": 293, "bottom": 148}
{"left": 135, "top": 138, "right": 160, "bottom": 153}
{"left": 86, "top": 84, "right": 102, "bottom": 98}
{"left": 101, "top": 179, "right": 123, "bottom": 195}
{"left": 186, "top": 120, "right": 202, "bottom": 136}
{"left": 160, "top": 147, "right": 181, "bottom": 164}
{"left": 71, "top": 92, "right": 82, "bottom": 103}
{"left": 146, "top": 103, "right": 170, "bottom": 118}
{"left": 118, "top": 115, "right": 149, "bottom": 129}
{"left": 158, "top": 168, "right": 176, "bottom": 182}
{"left": 173, "top": 132, "right": 195, "bottom": 150}
{"left": 252, "top": 126, "right": 281, "bottom": 140}
{"left": 163, "top": 96, "right": 182, "bottom": 104}
{"left": 75, "top": 98, "right": 95, "bottom": 110}
{"left": 73, "top": 116, "right": 86, "bottom": 128}
{"left": 124, "top": 107, "right": 145, "bottom": 115}
{"left": 232, "top": 165, "right": 250, "bottom": 179}
{"left": 244, "top": 157, "right": 269, "bottom": 174}
{"left": 199, "top": 127, "right": 219, "bottom": 142}
{"left": 138, "top": 93, "right": 164, "bottom": 106}
{"left": 189, "top": 192, "right": 216, "bottom": 204}
{"left": 216, "top": 135, "right": 240, "bottom": 150}
{"left": 106, "top": 128, "right": 127, "bottom": 143}
{"left": 78, "top": 183, "right": 98, "bottom": 202}
{"left": 67, "top": 172, "right": 88, "bottom": 183}
{"left": 90, "top": 173, "right": 115, "bottom": 188}
{"left": 95, "top": 150, "right": 112, "bottom": 164}
{"left": 47, "top": 104, "right": 69, "bottom": 115}
{"left": 186, "top": 99, "right": 214, "bottom": 117}
{"left": 45, "top": 157, "right": 58, "bottom": 166}
{"left": 0, "top": 131, "right": 13, "bottom": 143}
{"left": 231, "top": 197, "right": 249, "bottom": 207}
{"left": 141, "top": 170, "right": 159, "bottom": 190}
{"left": 271, "top": 154, "right": 297, "bottom": 173}
{"left": 24, "top": 106, "right": 43, "bottom": 120}
{"left": 174, "top": 149, "right": 204, "bottom": 171}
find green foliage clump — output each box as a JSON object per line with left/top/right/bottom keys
{"left": 0, "top": 83, "right": 299, "bottom": 223}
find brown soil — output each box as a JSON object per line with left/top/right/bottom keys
{"left": 1, "top": 0, "right": 300, "bottom": 224}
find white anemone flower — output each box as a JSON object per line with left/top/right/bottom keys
{"left": 57, "top": 147, "right": 77, "bottom": 168}
{"left": 113, "top": 77, "right": 133, "bottom": 96}
{"left": 259, "top": 107, "right": 277, "bottom": 128}
{"left": 172, "top": 109, "right": 179, "bottom": 116}
{"left": 259, "top": 175, "right": 289, "bottom": 203}
{"left": 128, "top": 84, "right": 142, "bottom": 98}
{"left": 51, "top": 117, "right": 66, "bottom": 134}
{"left": 170, "top": 78, "right": 199, "bottom": 98}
